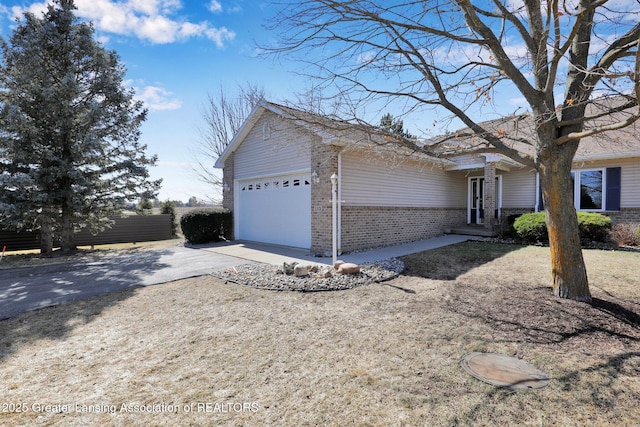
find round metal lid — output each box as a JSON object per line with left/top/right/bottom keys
{"left": 461, "top": 352, "right": 549, "bottom": 390}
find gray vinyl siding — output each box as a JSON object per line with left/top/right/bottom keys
{"left": 500, "top": 158, "right": 640, "bottom": 211}
{"left": 341, "top": 151, "right": 466, "bottom": 208}
{"left": 234, "top": 111, "right": 312, "bottom": 180}
{"left": 501, "top": 168, "right": 537, "bottom": 209}
{"left": 616, "top": 159, "right": 640, "bottom": 208}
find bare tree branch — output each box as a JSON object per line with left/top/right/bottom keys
{"left": 191, "top": 83, "right": 266, "bottom": 196}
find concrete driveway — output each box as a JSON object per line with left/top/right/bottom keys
{"left": 0, "top": 234, "right": 477, "bottom": 320}
{"left": 0, "top": 246, "right": 249, "bottom": 320}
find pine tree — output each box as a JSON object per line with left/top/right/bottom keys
{"left": 379, "top": 113, "right": 414, "bottom": 139}
{"left": 0, "top": 0, "right": 161, "bottom": 254}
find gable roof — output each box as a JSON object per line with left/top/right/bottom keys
{"left": 214, "top": 100, "right": 353, "bottom": 169}
{"left": 214, "top": 100, "right": 453, "bottom": 169}
{"left": 427, "top": 97, "right": 640, "bottom": 165}
{"left": 216, "top": 98, "right": 640, "bottom": 171}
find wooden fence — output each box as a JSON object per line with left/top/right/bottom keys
{"left": 0, "top": 215, "right": 173, "bottom": 251}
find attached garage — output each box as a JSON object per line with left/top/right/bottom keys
{"left": 214, "top": 103, "right": 317, "bottom": 249}
{"left": 236, "top": 172, "right": 312, "bottom": 248}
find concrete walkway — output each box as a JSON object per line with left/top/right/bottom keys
{"left": 198, "top": 234, "right": 482, "bottom": 266}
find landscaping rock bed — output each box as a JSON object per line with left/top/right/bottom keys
{"left": 211, "top": 258, "right": 405, "bottom": 292}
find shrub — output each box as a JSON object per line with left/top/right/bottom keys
{"left": 180, "top": 208, "right": 232, "bottom": 244}
{"left": 610, "top": 223, "right": 640, "bottom": 247}
{"left": 513, "top": 212, "right": 548, "bottom": 243}
{"left": 136, "top": 198, "right": 153, "bottom": 215}
{"left": 498, "top": 214, "right": 523, "bottom": 239}
{"left": 513, "top": 212, "right": 612, "bottom": 244}
{"left": 160, "top": 200, "right": 178, "bottom": 237}
{"left": 577, "top": 212, "right": 612, "bottom": 242}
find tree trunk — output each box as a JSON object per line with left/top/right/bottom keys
{"left": 539, "top": 145, "right": 592, "bottom": 303}
{"left": 60, "top": 195, "right": 76, "bottom": 254}
{"left": 39, "top": 208, "right": 54, "bottom": 256}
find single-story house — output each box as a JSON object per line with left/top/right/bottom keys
{"left": 214, "top": 100, "right": 640, "bottom": 255}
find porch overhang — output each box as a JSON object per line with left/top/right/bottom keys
{"left": 444, "top": 153, "right": 523, "bottom": 172}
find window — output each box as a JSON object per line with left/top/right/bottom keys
{"left": 578, "top": 170, "right": 603, "bottom": 210}
{"left": 538, "top": 167, "right": 621, "bottom": 212}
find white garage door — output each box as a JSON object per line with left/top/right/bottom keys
{"left": 237, "top": 173, "right": 311, "bottom": 248}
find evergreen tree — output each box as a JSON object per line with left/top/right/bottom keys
{"left": 379, "top": 113, "right": 414, "bottom": 139}
{"left": 0, "top": 0, "right": 161, "bottom": 254}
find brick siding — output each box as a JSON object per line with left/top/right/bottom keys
{"left": 339, "top": 206, "right": 467, "bottom": 253}
{"left": 606, "top": 208, "right": 640, "bottom": 224}
{"left": 310, "top": 140, "right": 339, "bottom": 254}
{"left": 221, "top": 152, "right": 235, "bottom": 240}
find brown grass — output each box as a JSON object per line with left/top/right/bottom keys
{"left": 0, "top": 242, "right": 639, "bottom": 426}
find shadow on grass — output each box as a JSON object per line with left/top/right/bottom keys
{"left": 400, "top": 241, "right": 526, "bottom": 280}
{"left": 0, "top": 248, "right": 175, "bottom": 365}
{"left": 444, "top": 284, "right": 640, "bottom": 346}
{"left": 592, "top": 298, "right": 640, "bottom": 328}
{"left": 0, "top": 288, "right": 138, "bottom": 365}
{"left": 455, "top": 351, "right": 640, "bottom": 425}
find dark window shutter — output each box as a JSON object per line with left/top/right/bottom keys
{"left": 537, "top": 175, "right": 544, "bottom": 211}
{"left": 606, "top": 167, "right": 621, "bottom": 211}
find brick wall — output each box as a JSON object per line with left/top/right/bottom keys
{"left": 339, "top": 206, "right": 467, "bottom": 252}
{"left": 310, "top": 141, "right": 339, "bottom": 255}
{"left": 221, "top": 152, "right": 235, "bottom": 239}
{"left": 483, "top": 163, "right": 496, "bottom": 229}
{"left": 501, "top": 208, "right": 535, "bottom": 221}
{"left": 222, "top": 152, "right": 234, "bottom": 212}
{"left": 606, "top": 208, "right": 640, "bottom": 224}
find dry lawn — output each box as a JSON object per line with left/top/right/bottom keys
{"left": 0, "top": 242, "right": 639, "bottom": 426}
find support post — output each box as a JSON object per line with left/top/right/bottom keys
{"left": 330, "top": 173, "right": 338, "bottom": 266}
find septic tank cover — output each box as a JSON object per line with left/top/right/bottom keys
{"left": 461, "top": 352, "right": 549, "bottom": 390}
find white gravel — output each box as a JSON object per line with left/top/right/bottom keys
{"left": 211, "top": 258, "right": 405, "bottom": 292}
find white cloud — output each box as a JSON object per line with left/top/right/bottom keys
{"left": 10, "top": 2, "right": 48, "bottom": 20}
{"left": 205, "top": 26, "right": 235, "bottom": 48}
{"left": 9, "top": 0, "right": 236, "bottom": 46}
{"left": 132, "top": 84, "right": 183, "bottom": 111}
{"left": 208, "top": 1, "right": 223, "bottom": 13}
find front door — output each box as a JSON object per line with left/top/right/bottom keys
{"left": 469, "top": 177, "right": 484, "bottom": 224}
{"left": 468, "top": 176, "right": 502, "bottom": 225}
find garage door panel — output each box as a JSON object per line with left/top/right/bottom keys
{"left": 237, "top": 174, "right": 311, "bottom": 248}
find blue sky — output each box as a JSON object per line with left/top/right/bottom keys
{"left": 0, "top": 0, "right": 310, "bottom": 203}
{"left": 4, "top": 1, "right": 631, "bottom": 204}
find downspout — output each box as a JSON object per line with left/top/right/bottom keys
{"left": 337, "top": 150, "right": 343, "bottom": 252}
{"left": 337, "top": 145, "right": 350, "bottom": 252}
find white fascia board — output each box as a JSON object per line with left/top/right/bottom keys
{"left": 445, "top": 161, "right": 487, "bottom": 171}
{"left": 573, "top": 151, "right": 640, "bottom": 163}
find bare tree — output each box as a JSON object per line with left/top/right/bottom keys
{"left": 268, "top": 0, "right": 640, "bottom": 302}
{"left": 193, "top": 83, "right": 266, "bottom": 192}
